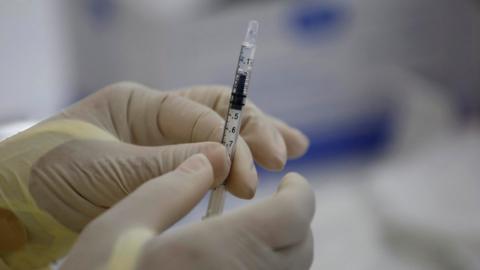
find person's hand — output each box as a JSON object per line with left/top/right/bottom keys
{"left": 61, "top": 154, "right": 315, "bottom": 270}
{"left": 29, "top": 82, "right": 309, "bottom": 231}
{"left": 0, "top": 82, "right": 309, "bottom": 269}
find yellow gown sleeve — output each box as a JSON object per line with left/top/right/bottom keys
{"left": 0, "top": 120, "right": 118, "bottom": 270}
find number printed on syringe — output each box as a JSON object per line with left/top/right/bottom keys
{"left": 222, "top": 109, "right": 242, "bottom": 156}
{"left": 204, "top": 20, "right": 259, "bottom": 219}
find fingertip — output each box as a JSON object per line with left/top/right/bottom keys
{"left": 256, "top": 129, "right": 288, "bottom": 171}
{"left": 240, "top": 116, "right": 289, "bottom": 171}
{"left": 229, "top": 172, "right": 315, "bottom": 249}
{"left": 159, "top": 142, "right": 230, "bottom": 188}
{"left": 278, "top": 172, "right": 309, "bottom": 190}
{"left": 268, "top": 117, "right": 310, "bottom": 159}
{"left": 176, "top": 153, "right": 212, "bottom": 174}
{"left": 265, "top": 152, "right": 287, "bottom": 172}
{"left": 173, "top": 153, "right": 215, "bottom": 188}
{"left": 227, "top": 162, "right": 258, "bottom": 199}
{"left": 287, "top": 129, "right": 310, "bottom": 159}
{"left": 226, "top": 137, "right": 258, "bottom": 199}
{"left": 243, "top": 187, "right": 256, "bottom": 199}
{"left": 275, "top": 172, "right": 316, "bottom": 228}
{"left": 278, "top": 172, "right": 315, "bottom": 205}
{"left": 227, "top": 182, "right": 256, "bottom": 199}
{"left": 248, "top": 163, "right": 259, "bottom": 198}
{"left": 243, "top": 162, "right": 259, "bottom": 199}
{"left": 199, "top": 143, "right": 230, "bottom": 186}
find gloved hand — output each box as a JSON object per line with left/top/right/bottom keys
{"left": 61, "top": 154, "right": 315, "bottom": 270}
{"left": 33, "top": 82, "right": 309, "bottom": 230}
{"left": 0, "top": 82, "right": 309, "bottom": 269}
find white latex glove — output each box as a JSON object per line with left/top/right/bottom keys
{"left": 61, "top": 154, "right": 315, "bottom": 270}
{"left": 0, "top": 81, "right": 309, "bottom": 269}
{"left": 29, "top": 81, "right": 310, "bottom": 231}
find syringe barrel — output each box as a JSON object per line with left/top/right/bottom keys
{"left": 204, "top": 20, "right": 258, "bottom": 219}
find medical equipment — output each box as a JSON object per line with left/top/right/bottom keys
{"left": 204, "top": 20, "right": 259, "bottom": 218}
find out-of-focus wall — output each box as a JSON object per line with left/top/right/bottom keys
{"left": 64, "top": 0, "right": 480, "bottom": 162}
{"left": 66, "top": 0, "right": 480, "bottom": 104}
{"left": 1, "top": 0, "right": 479, "bottom": 160}
{"left": 0, "top": 0, "right": 74, "bottom": 122}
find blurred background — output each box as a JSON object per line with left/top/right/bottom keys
{"left": 1, "top": 0, "right": 480, "bottom": 269}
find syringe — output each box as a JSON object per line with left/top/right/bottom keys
{"left": 204, "top": 20, "right": 259, "bottom": 219}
